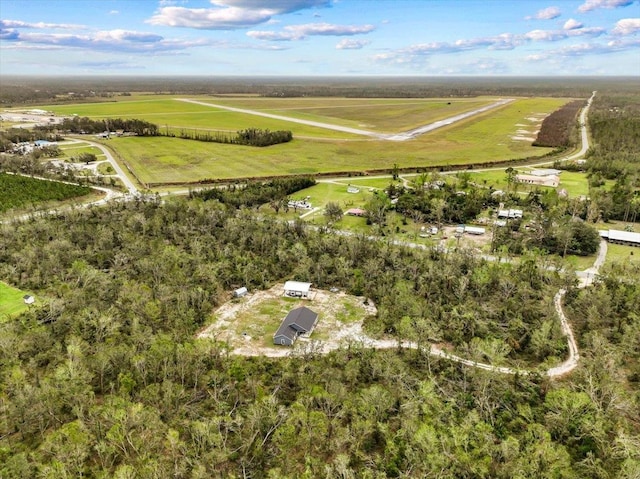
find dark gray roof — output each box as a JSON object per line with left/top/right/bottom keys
{"left": 274, "top": 306, "right": 318, "bottom": 341}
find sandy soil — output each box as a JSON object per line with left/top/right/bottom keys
{"left": 197, "top": 284, "right": 378, "bottom": 357}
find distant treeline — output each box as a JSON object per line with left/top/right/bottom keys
{"left": 190, "top": 176, "right": 315, "bottom": 209}
{"left": 164, "top": 127, "right": 293, "bottom": 147}
{"left": 533, "top": 99, "right": 584, "bottom": 148}
{"left": 3, "top": 76, "right": 639, "bottom": 106}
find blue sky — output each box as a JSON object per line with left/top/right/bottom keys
{"left": 1, "top": 0, "right": 639, "bottom": 76}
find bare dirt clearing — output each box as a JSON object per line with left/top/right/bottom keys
{"left": 197, "top": 284, "right": 378, "bottom": 357}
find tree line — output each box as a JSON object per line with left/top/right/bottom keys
{"left": 163, "top": 127, "right": 293, "bottom": 147}
{"left": 533, "top": 99, "right": 583, "bottom": 148}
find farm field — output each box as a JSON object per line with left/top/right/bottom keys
{"left": 0, "top": 282, "right": 31, "bottom": 320}
{"left": 0, "top": 173, "right": 95, "bottom": 212}
{"left": 94, "top": 97, "right": 567, "bottom": 185}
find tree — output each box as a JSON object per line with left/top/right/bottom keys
{"left": 77, "top": 152, "right": 97, "bottom": 164}
{"left": 324, "top": 201, "right": 343, "bottom": 225}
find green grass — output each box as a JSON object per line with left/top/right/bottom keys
{"left": 37, "top": 96, "right": 567, "bottom": 184}
{"left": 604, "top": 243, "right": 640, "bottom": 267}
{"left": 41, "top": 95, "right": 499, "bottom": 134}
{"left": 59, "top": 146, "right": 104, "bottom": 159}
{"left": 0, "top": 282, "right": 32, "bottom": 320}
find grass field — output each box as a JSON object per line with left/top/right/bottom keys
{"left": 0, "top": 282, "right": 31, "bottom": 320}
{"left": 465, "top": 169, "right": 614, "bottom": 198}
{"left": 39, "top": 95, "right": 569, "bottom": 184}
{"left": 42, "top": 95, "right": 500, "bottom": 135}
{"left": 605, "top": 243, "right": 640, "bottom": 267}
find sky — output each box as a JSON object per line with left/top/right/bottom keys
{"left": 0, "top": 0, "right": 639, "bottom": 76}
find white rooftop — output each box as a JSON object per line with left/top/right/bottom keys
{"left": 601, "top": 229, "right": 640, "bottom": 244}
{"left": 284, "top": 281, "right": 312, "bottom": 293}
{"left": 529, "top": 168, "right": 562, "bottom": 176}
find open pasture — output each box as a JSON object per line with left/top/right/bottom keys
{"left": 49, "top": 96, "right": 569, "bottom": 184}
{"left": 44, "top": 95, "right": 500, "bottom": 136}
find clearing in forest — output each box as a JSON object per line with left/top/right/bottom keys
{"left": 0, "top": 282, "right": 32, "bottom": 320}
{"left": 197, "top": 284, "right": 377, "bottom": 357}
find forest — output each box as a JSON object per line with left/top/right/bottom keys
{"left": 0, "top": 195, "right": 638, "bottom": 478}
{"left": 533, "top": 100, "right": 583, "bottom": 148}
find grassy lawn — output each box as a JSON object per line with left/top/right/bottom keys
{"left": 0, "top": 282, "right": 32, "bottom": 320}
{"left": 604, "top": 243, "right": 640, "bottom": 267}
{"left": 39, "top": 96, "right": 566, "bottom": 184}
{"left": 59, "top": 146, "right": 105, "bottom": 159}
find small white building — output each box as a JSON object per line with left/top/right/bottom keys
{"left": 516, "top": 174, "right": 560, "bottom": 188}
{"left": 464, "top": 226, "right": 486, "bottom": 235}
{"left": 347, "top": 185, "right": 360, "bottom": 194}
{"left": 599, "top": 229, "right": 640, "bottom": 247}
{"left": 529, "top": 168, "right": 562, "bottom": 177}
{"left": 284, "top": 281, "right": 313, "bottom": 298}
{"left": 233, "top": 287, "right": 248, "bottom": 298}
{"left": 498, "top": 209, "right": 523, "bottom": 219}
{"left": 23, "top": 295, "right": 35, "bottom": 305}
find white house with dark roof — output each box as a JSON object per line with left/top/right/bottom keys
{"left": 273, "top": 306, "right": 319, "bottom": 346}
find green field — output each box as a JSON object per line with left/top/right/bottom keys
{"left": 465, "top": 169, "right": 614, "bottom": 198}
{"left": 0, "top": 282, "right": 31, "bottom": 320}
{"left": 39, "top": 96, "right": 570, "bottom": 184}
{"left": 604, "top": 243, "right": 640, "bottom": 267}
{"left": 42, "top": 95, "right": 500, "bottom": 135}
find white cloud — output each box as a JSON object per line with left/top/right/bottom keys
{"left": 336, "top": 39, "right": 370, "bottom": 49}
{"left": 0, "top": 19, "right": 84, "bottom": 30}
{"left": 528, "top": 6, "right": 562, "bottom": 20}
{"left": 147, "top": 0, "right": 332, "bottom": 30}
{"left": 0, "top": 27, "right": 211, "bottom": 53}
{"left": 526, "top": 37, "right": 640, "bottom": 60}
{"left": 611, "top": 18, "right": 640, "bottom": 35}
{"left": 563, "top": 18, "right": 583, "bottom": 30}
{"left": 373, "top": 26, "right": 606, "bottom": 68}
{"left": 525, "top": 26, "right": 604, "bottom": 41}
{"left": 109, "top": 10, "right": 119, "bottom": 15}
{"left": 578, "top": 0, "right": 635, "bottom": 12}
{"left": 248, "top": 22, "right": 375, "bottom": 41}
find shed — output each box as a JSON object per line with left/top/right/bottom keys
{"left": 600, "top": 229, "right": 640, "bottom": 247}
{"left": 273, "top": 306, "right": 319, "bottom": 346}
{"left": 464, "top": 226, "right": 486, "bottom": 235}
{"left": 529, "top": 168, "right": 562, "bottom": 177}
{"left": 233, "top": 287, "right": 248, "bottom": 298}
{"left": 347, "top": 185, "right": 360, "bottom": 194}
{"left": 284, "top": 281, "right": 312, "bottom": 298}
{"left": 497, "top": 209, "right": 523, "bottom": 219}
{"left": 23, "top": 295, "right": 35, "bottom": 305}
{"left": 345, "top": 208, "right": 366, "bottom": 217}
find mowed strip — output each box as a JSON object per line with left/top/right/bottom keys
{"left": 175, "top": 97, "right": 513, "bottom": 141}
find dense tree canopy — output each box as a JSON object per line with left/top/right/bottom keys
{"left": 0, "top": 197, "right": 637, "bottom": 478}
